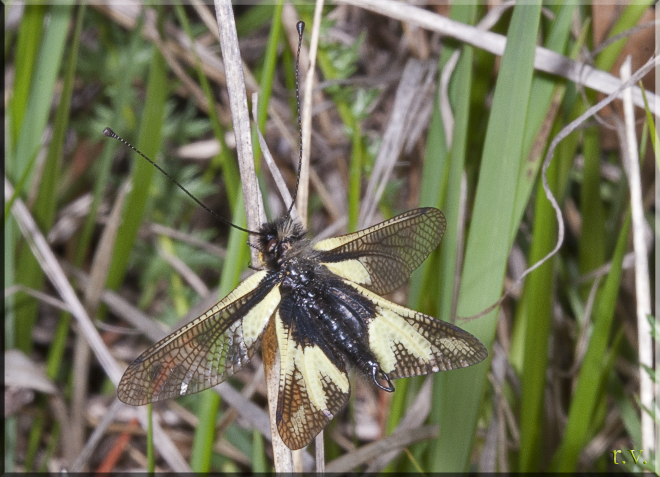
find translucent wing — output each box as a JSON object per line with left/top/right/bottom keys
{"left": 274, "top": 309, "right": 351, "bottom": 450}
{"left": 314, "top": 208, "right": 446, "bottom": 295}
{"left": 344, "top": 281, "right": 487, "bottom": 378}
{"left": 118, "top": 271, "right": 281, "bottom": 405}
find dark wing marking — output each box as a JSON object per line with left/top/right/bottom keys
{"left": 344, "top": 281, "right": 487, "bottom": 379}
{"left": 275, "top": 309, "right": 350, "bottom": 450}
{"left": 117, "top": 271, "right": 281, "bottom": 405}
{"left": 313, "top": 208, "right": 446, "bottom": 295}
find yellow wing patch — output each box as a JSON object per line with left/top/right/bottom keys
{"left": 275, "top": 312, "right": 349, "bottom": 411}
{"left": 241, "top": 286, "right": 280, "bottom": 347}
{"left": 117, "top": 270, "right": 278, "bottom": 405}
{"left": 322, "top": 259, "right": 372, "bottom": 287}
{"left": 368, "top": 307, "right": 434, "bottom": 374}
{"left": 343, "top": 280, "right": 488, "bottom": 378}
{"left": 313, "top": 208, "right": 447, "bottom": 295}
{"left": 275, "top": 311, "right": 350, "bottom": 449}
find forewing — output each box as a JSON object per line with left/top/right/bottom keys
{"left": 275, "top": 309, "right": 350, "bottom": 450}
{"left": 118, "top": 271, "right": 281, "bottom": 405}
{"left": 344, "top": 281, "right": 487, "bottom": 379}
{"left": 314, "top": 208, "right": 446, "bottom": 295}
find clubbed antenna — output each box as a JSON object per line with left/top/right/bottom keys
{"left": 285, "top": 21, "right": 305, "bottom": 220}
{"left": 103, "top": 128, "right": 259, "bottom": 236}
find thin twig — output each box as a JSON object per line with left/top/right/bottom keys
{"left": 251, "top": 91, "right": 300, "bottom": 222}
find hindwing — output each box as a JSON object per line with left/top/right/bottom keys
{"left": 314, "top": 208, "right": 446, "bottom": 295}
{"left": 275, "top": 308, "right": 350, "bottom": 450}
{"left": 117, "top": 271, "right": 281, "bottom": 405}
{"left": 343, "top": 281, "right": 488, "bottom": 378}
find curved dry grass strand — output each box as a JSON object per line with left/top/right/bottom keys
{"left": 461, "top": 54, "right": 658, "bottom": 324}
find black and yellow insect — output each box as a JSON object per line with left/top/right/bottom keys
{"left": 112, "top": 20, "right": 486, "bottom": 450}
{"left": 117, "top": 207, "right": 487, "bottom": 449}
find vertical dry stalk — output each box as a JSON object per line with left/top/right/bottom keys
{"left": 620, "top": 57, "right": 654, "bottom": 459}
{"left": 212, "top": 0, "right": 292, "bottom": 471}
{"left": 298, "top": 0, "right": 325, "bottom": 228}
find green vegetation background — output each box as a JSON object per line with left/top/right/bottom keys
{"left": 5, "top": 2, "right": 655, "bottom": 473}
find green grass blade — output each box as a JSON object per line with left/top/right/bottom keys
{"left": 8, "top": 5, "right": 46, "bottom": 152}
{"left": 12, "top": 4, "right": 73, "bottom": 353}
{"left": 578, "top": 127, "right": 606, "bottom": 276}
{"left": 639, "top": 83, "right": 658, "bottom": 169}
{"left": 190, "top": 392, "right": 221, "bottom": 471}
{"left": 510, "top": 4, "right": 575, "bottom": 470}
{"left": 552, "top": 212, "right": 632, "bottom": 471}
{"left": 11, "top": 5, "right": 71, "bottom": 188}
{"left": 517, "top": 142, "right": 560, "bottom": 471}
{"left": 252, "top": 0, "right": 284, "bottom": 170}
{"left": 510, "top": 3, "right": 575, "bottom": 229}
{"left": 408, "top": 3, "right": 477, "bottom": 469}
{"left": 252, "top": 429, "right": 267, "bottom": 472}
{"left": 348, "top": 124, "right": 363, "bottom": 233}
{"left": 147, "top": 403, "right": 155, "bottom": 473}
{"left": 41, "top": 3, "right": 86, "bottom": 385}
{"left": 105, "top": 39, "right": 167, "bottom": 291}
{"left": 431, "top": 4, "right": 542, "bottom": 471}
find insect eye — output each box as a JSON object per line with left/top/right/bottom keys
{"left": 267, "top": 238, "right": 278, "bottom": 253}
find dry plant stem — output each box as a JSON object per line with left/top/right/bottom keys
{"left": 365, "top": 378, "right": 434, "bottom": 471}
{"left": 157, "top": 245, "right": 209, "bottom": 296}
{"left": 251, "top": 92, "right": 300, "bottom": 222}
{"left": 73, "top": 179, "right": 129, "bottom": 458}
{"left": 64, "top": 264, "right": 168, "bottom": 341}
{"left": 5, "top": 177, "right": 191, "bottom": 472}
{"left": 4, "top": 285, "right": 70, "bottom": 313}
{"left": 283, "top": 4, "right": 334, "bottom": 139}
{"left": 70, "top": 398, "right": 124, "bottom": 471}
{"left": 5, "top": 178, "right": 123, "bottom": 385}
{"left": 620, "top": 56, "right": 654, "bottom": 458}
{"left": 360, "top": 59, "right": 433, "bottom": 227}
{"left": 214, "top": 0, "right": 263, "bottom": 235}
{"left": 298, "top": 0, "right": 325, "bottom": 228}
{"left": 213, "top": 0, "right": 292, "bottom": 470}
{"left": 342, "top": 0, "right": 658, "bottom": 114}
{"left": 326, "top": 424, "right": 439, "bottom": 473}
{"left": 315, "top": 433, "right": 325, "bottom": 472}
{"left": 461, "top": 54, "right": 659, "bottom": 323}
